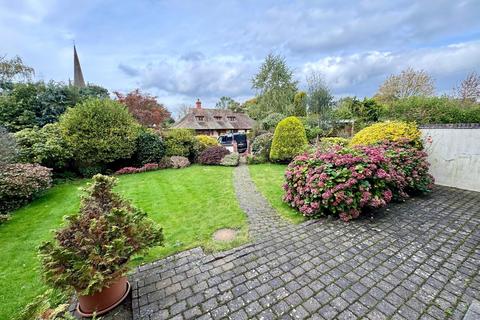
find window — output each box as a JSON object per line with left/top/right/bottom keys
{"left": 227, "top": 116, "right": 236, "bottom": 121}
{"left": 214, "top": 116, "right": 222, "bottom": 120}
{"left": 195, "top": 116, "right": 204, "bottom": 121}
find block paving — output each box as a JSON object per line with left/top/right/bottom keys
{"left": 129, "top": 163, "right": 480, "bottom": 319}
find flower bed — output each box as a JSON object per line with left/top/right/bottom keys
{"left": 283, "top": 140, "right": 433, "bottom": 221}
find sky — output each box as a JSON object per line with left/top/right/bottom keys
{"left": 1, "top": 0, "right": 480, "bottom": 116}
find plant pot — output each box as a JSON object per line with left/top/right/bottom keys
{"left": 76, "top": 276, "right": 131, "bottom": 317}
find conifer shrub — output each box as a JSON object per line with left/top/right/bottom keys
{"left": 350, "top": 121, "right": 421, "bottom": 148}
{"left": 269, "top": 116, "right": 308, "bottom": 163}
{"left": 39, "top": 174, "right": 163, "bottom": 295}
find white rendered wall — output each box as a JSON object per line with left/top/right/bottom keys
{"left": 420, "top": 127, "right": 480, "bottom": 192}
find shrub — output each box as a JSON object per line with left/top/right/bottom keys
{"left": 350, "top": 121, "right": 421, "bottom": 147}
{"left": 170, "top": 156, "right": 190, "bottom": 168}
{"left": 59, "top": 98, "right": 140, "bottom": 167}
{"left": 164, "top": 129, "right": 198, "bottom": 160}
{"left": 221, "top": 152, "right": 240, "bottom": 166}
{"left": 196, "top": 135, "right": 219, "bottom": 153}
{"left": 261, "top": 113, "right": 285, "bottom": 131}
{"left": 0, "top": 126, "right": 18, "bottom": 165}
{"left": 283, "top": 143, "right": 433, "bottom": 221}
{"left": 270, "top": 116, "right": 308, "bottom": 162}
{"left": 158, "top": 156, "right": 173, "bottom": 169}
{"left": 78, "top": 165, "right": 105, "bottom": 178}
{"left": 0, "top": 163, "right": 52, "bottom": 213}
{"left": 133, "top": 130, "right": 165, "bottom": 166}
{"left": 380, "top": 139, "right": 434, "bottom": 196}
{"left": 198, "top": 146, "right": 230, "bottom": 165}
{"left": 39, "top": 174, "right": 163, "bottom": 295}
{"left": 115, "top": 163, "right": 160, "bottom": 175}
{"left": 246, "top": 154, "right": 268, "bottom": 164}
{"left": 14, "top": 123, "right": 72, "bottom": 170}
{"left": 115, "top": 166, "right": 138, "bottom": 175}
{"left": 317, "top": 137, "right": 350, "bottom": 151}
{"left": 251, "top": 132, "right": 273, "bottom": 160}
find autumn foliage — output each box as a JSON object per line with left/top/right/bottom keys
{"left": 115, "top": 89, "right": 171, "bottom": 127}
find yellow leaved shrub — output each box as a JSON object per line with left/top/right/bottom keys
{"left": 350, "top": 121, "right": 421, "bottom": 147}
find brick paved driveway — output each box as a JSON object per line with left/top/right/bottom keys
{"left": 130, "top": 164, "right": 480, "bottom": 320}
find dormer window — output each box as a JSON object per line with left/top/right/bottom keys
{"left": 195, "top": 116, "right": 205, "bottom": 121}
{"left": 214, "top": 116, "right": 222, "bottom": 120}
{"left": 227, "top": 116, "right": 236, "bottom": 121}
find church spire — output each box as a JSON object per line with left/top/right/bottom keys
{"left": 73, "top": 45, "right": 86, "bottom": 87}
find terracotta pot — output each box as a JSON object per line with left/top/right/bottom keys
{"left": 76, "top": 276, "right": 130, "bottom": 317}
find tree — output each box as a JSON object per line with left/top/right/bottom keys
{"left": 293, "top": 91, "right": 307, "bottom": 116}
{"left": 59, "top": 98, "right": 140, "bottom": 167}
{"left": 0, "top": 81, "right": 109, "bottom": 132}
{"left": 115, "top": 89, "right": 171, "bottom": 127}
{"left": 251, "top": 54, "right": 298, "bottom": 118}
{"left": 177, "top": 104, "right": 192, "bottom": 120}
{"left": 454, "top": 72, "right": 480, "bottom": 103}
{"left": 0, "top": 55, "right": 34, "bottom": 83}
{"left": 306, "top": 71, "right": 334, "bottom": 127}
{"left": 375, "top": 67, "right": 435, "bottom": 103}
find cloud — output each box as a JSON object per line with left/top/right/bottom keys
{"left": 119, "top": 53, "right": 258, "bottom": 99}
{"left": 244, "top": 0, "right": 480, "bottom": 54}
{"left": 301, "top": 40, "right": 480, "bottom": 95}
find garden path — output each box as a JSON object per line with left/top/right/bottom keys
{"left": 75, "top": 163, "right": 480, "bottom": 319}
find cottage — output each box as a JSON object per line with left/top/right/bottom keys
{"left": 173, "top": 99, "right": 255, "bottom": 137}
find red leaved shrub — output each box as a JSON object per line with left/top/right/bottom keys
{"left": 115, "top": 163, "right": 159, "bottom": 175}
{"left": 198, "top": 146, "right": 230, "bottom": 165}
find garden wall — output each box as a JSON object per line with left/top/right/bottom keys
{"left": 420, "top": 124, "right": 480, "bottom": 192}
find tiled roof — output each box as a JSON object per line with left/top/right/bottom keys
{"left": 173, "top": 108, "right": 255, "bottom": 130}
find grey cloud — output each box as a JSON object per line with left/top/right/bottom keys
{"left": 244, "top": 1, "right": 480, "bottom": 55}
{"left": 118, "top": 63, "right": 140, "bottom": 77}
{"left": 121, "top": 54, "right": 258, "bottom": 100}
{"left": 301, "top": 40, "right": 480, "bottom": 96}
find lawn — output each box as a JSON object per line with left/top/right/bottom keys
{"left": 248, "top": 163, "right": 305, "bottom": 224}
{"left": 0, "top": 165, "right": 247, "bottom": 319}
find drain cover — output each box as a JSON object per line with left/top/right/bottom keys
{"left": 213, "top": 228, "right": 237, "bottom": 242}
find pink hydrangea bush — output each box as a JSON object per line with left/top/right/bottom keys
{"left": 380, "top": 139, "right": 434, "bottom": 196}
{"left": 283, "top": 142, "right": 433, "bottom": 221}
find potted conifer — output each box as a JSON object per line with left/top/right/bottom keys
{"left": 39, "top": 174, "right": 163, "bottom": 317}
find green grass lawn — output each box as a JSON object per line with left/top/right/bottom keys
{"left": 248, "top": 163, "right": 305, "bottom": 224}
{"left": 0, "top": 165, "right": 247, "bottom": 319}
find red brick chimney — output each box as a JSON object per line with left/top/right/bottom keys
{"left": 195, "top": 99, "right": 202, "bottom": 109}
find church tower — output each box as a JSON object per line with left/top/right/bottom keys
{"left": 73, "top": 45, "right": 86, "bottom": 87}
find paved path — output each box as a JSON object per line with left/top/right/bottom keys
{"left": 130, "top": 163, "right": 480, "bottom": 320}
